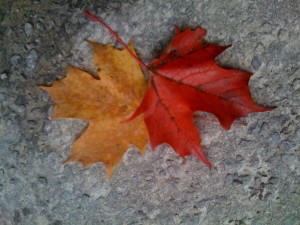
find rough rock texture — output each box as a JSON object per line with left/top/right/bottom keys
{"left": 0, "top": 0, "right": 299, "bottom": 224}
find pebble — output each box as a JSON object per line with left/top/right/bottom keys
{"left": 24, "top": 22, "right": 33, "bottom": 36}
{"left": 0, "top": 73, "right": 8, "bottom": 80}
{"left": 292, "top": 78, "right": 300, "bottom": 90}
{"left": 254, "top": 42, "right": 265, "bottom": 53}
{"left": 278, "top": 29, "right": 289, "bottom": 41}
{"left": 0, "top": 93, "right": 6, "bottom": 101}
{"left": 37, "top": 22, "right": 45, "bottom": 32}
{"left": 9, "top": 54, "right": 22, "bottom": 66}
{"left": 25, "top": 49, "right": 38, "bottom": 71}
{"left": 48, "top": 20, "right": 55, "bottom": 29}
{"left": 32, "top": 0, "right": 40, "bottom": 4}
{"left": 251, "top": 56, "right": 262, "bottom": 70}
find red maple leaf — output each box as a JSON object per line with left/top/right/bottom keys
{"left": 127, "top": 27, "right": 272, "bottom": 168}
{"left": 85, "top": 11, "right": 272, "bottom": 168}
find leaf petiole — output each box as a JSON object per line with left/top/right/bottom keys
{"left": 83, "top": 10, "right": 149, "bottom": 71}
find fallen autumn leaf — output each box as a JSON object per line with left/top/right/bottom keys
{"left": 40, "top": 42, "right": 148, "bottom": 177}
{"left": 41, "top": 10, "right": 273, "bottom": 178}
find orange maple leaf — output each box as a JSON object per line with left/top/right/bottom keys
{"left": 40, "top": 42, "right": 148, "bottom": 178}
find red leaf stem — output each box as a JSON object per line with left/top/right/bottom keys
{"left": 83, "top": 10, "right": 149, "bottom": 71}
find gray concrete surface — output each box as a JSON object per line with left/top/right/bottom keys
{"left": 0, "top": 0, "right": 299, "bottom": 224}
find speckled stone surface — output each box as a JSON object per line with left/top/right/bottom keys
{"left": 0, "top": 0, "right": 299, "bottom": 224}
